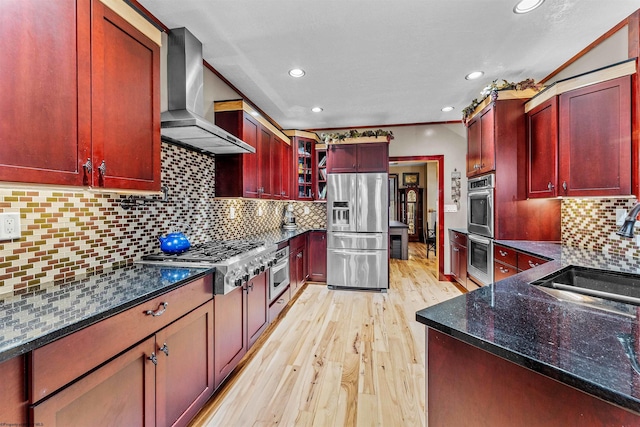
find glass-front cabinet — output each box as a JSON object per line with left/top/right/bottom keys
{"left": 316, "top": 144, "right": 327, "bottom": 201}
{"left": 285, "top": 130, "right": 325, "bottom": 201}
{"left": 398, "top": 187, "right": 423, "bottom": 242}
{"left": 295, "top": 137, "right": 315, "bottom": 200}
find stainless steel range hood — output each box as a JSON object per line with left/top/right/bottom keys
{"left": 161, "top": 28, "right": 254, "bottom": 154}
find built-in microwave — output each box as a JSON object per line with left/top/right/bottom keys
{"left": 467, "top": 174, "right": 494, "bottom": 238}
{"left": 467, "top": 233, "right": 494, "bottom": 286}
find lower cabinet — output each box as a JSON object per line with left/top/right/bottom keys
{"left": 214, "top": 271, "right": 268, "bottom": 389}
{"left": 449, "top": 230, "right": 467, "bottom": 288}
{"left": 32, "top": 302, "right": 214, "bottom": 427}
{"left": 289, "top": 234, "right": 308, "bottom": 295}
{"left": 493, "top": 244, "right": 550, "bottom": 282}
{"left": 308, "top": 230, "right": 327, "bottom": 282}
{"left": 0, "top": 356, "right": 28, "bottom": 426}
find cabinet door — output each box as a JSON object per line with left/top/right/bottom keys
{"left": 357, "top": 143, "right": 389, "bottom": 172}
{"left": 0, "top": 0, "right": 91, "bottom": 186}
{"left": 214, "top": 286, "right": 247, "bottom": 388}
{"left": 308, "top": 231, "right": 327, "bottom": 282}
{"left": 527, "top": 98, "right": 558, "bottom": 198}
{"left": 458, "top": 245, "right": 468, "bottom": 288}
{"left": 295, "top": 137, "right": 315, "bottom": 199}
{"left": 281, "top": 142, "right": 292, "bottom": 199}
{"left": 156, "top": 303, "right": 214, "bottom": 427}
{"left": 327, "top": 144, "right": 357, "bottom": 173}
{"left": 247, "top": 272, "right": 268, "bottom": 348}
{"left": 316, "top": 148, "right": 327, "bottom": 200}
{"left": 91, "top": 1, "right": 160, "bottom": 190}
{"left": 0, "top": 356, "right": 27, "bottom": 426}
{"left": 479, "top": 107, "right": 495, "bottom": 174}
{"left": 259, "top": 128, "right": 272, "bottom": 198}
{"left": 271, "top": 136, "right": 282, "bottom": 199}
{"left": 559, "top": 76, "right": 631, "bottom": 196}
{"left": 242, "top": 115, "right": 260, "bottom": 197}
{"left": 32, "top": 336, "right": 156, "bottom": 426}
{"left": 466, "top": 117, "right": 481, "bottom": 176}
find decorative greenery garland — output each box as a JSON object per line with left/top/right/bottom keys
{"left": 320, "top": 129, "right": 394, "bottom": 144}
{"left": 462, "top": 78, "right": 543, "bottom": 122}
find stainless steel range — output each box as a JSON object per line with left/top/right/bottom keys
{"left": 137, "top": 240, "right": 277, "bottom": 295}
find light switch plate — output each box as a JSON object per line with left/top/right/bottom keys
{"left": 0, "top": 212, "right": 21, "bottom": 240}
{"left": 444, "top": 204, "right": 458, "bottom": 213}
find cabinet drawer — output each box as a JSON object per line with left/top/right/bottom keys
{"left": 451, "top": 231, "right": 467, "bottom": 247}
{"left": 494, "top": 245, "right": 517, "bottom": 268}
{"left": 290, "top": 234, "right": 306, "bottom": 252}
{"left": 31, "top": 275, "right": 213, "bottom": 403}
{"left": 269, "top": 286, "right": 291, "bottom": 323}
{"left": 494, "top": 261, "right": 517, "bottom": 282}
{"left": 517, "top": 253, "right": 548, "bottom": 271}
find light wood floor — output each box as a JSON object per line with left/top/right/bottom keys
{"left": 191, "top": 242, "right": 462, "bottom": 427}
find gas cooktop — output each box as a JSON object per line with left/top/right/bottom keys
{"left": 141, "top": 240, "right": 267, "bottom": 264}
{"left": 137, "top": 239, "right": 277, "bottom": 295}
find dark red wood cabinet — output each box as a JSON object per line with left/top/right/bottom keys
{"left": 558, "top": 76, "right": 631, "bottom": 196}
{"left": 214, "top": 271, "right": 268, "bottom": 388}
{"left": 32, "top": 302, "right": 214, "bottom": 427}
{"left": 526, "top": 97, "right": 559, "bottom": 198}
{"left": 0, "top": 0, "right": 160, "bottom": 190}
{"left": 466, "top": 106, "right": 495, "bottom": 177}
{"left": 0, "top": 356, "right": 28, "bottom": 426}
{"left": 308, "top": 230, "right": 327, "bottom": 282}
{"left": 292, "top": 136, "right": 317, "bottom": 200}
{"left": 281, "top": 141, "right": 292, "bottom": 199}
{"left": 289, "top": 234, "right": 308, "bottom": 295}
{"left": 449, "top": 230, "right": 467, "bottom": 289}
{"left": 326, "top": 142, "right": 389, "bottom": 173}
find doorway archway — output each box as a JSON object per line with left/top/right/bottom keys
{"left": 389, "top": 155, "right": 446, "bottom": 280}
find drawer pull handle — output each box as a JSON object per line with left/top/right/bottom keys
{"left": 499, "top": 266, "right": 509, "bottom": 273}
{"left": 499, "top": 250, "right": 507, "bottom": 257}
{"left": 277, "top": 298, "right": 285, "bottom": 304}
{"left": 145, "top": 302, "right": 168, "bottom": 317}
{"left": 148, "top": 352, "right": 158, "bottom": 366}
{"left": 528, "top": 260, "right": 539, "bottom": 268}
{"left": 82, "top": 158, "right": 92, "bottom": 173}
{"left": 159, "top": 343, "right": 169, "bottom": 356}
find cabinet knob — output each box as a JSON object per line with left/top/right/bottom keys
{"left": 98, "top": 160, "right": 106, "bottom": 176}
{"left": 528, "top": 260, "right": 539, "bottom": 268}
{"left": 453, "top": 247, "right": 459, "bottom": 252}
{"left": 562, "top": 181, "right": 567, "bottom": 192}
{"left": 499, "top": 266, "right": 509, "bottom": 273}
{"left": 159, "top": 343, "right": 169, "bottom": 356}
{"left": 148, "top": 352, "right": 158, "bottom": 366}
{"left": 82, "top": 158, "right": 92, "bottom": 173}
{"left": 499, "top": 250, "right": 507, "bottom": 257}
{"left": 547, "top": 182, "right": 555, "bottom": 191}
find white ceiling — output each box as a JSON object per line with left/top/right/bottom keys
{"left": 136, "top": 0, "right": 640, "bottom": 130}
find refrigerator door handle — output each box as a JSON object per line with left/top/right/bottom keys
{"left": 332, "top": 232, "right": 383, "bottom": 239}
{"left": 332, "top": 249, "right": 381, "bottom": 256}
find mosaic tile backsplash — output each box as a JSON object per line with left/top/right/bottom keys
{"left": 561, "top": 197, "right": 640, "bottom": 260}
{"left": 0, "top": 142, "right": 326, "bottom": 293}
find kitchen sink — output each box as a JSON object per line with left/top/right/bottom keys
{"left": 531, "top": 265, "right": 640, "bottom": 306}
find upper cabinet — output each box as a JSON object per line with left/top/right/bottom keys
{"left": 466, "top": 107, "right": 495, "bottom": 177}
{"left": 326, "top": 142, "right": 389, "bottom": 174}
{"left": 284, "top": 130, "right": 326, "bottom": 201}
{"left": 525, "top": 64, "right": 634, "bottom": 198}
{"left": 215, "top": 101, "right": 292, "bottom": 199}
{"left": 558, "top": 76, "right": 631, "bottom": 197}
{"left": 0, "top": 0, "right": 161, "bottom": 191}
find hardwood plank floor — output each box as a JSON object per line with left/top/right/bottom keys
{"left": 191, "top": 242, "right": 462, "bottom": 427}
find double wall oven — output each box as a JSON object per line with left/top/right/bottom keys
{"left": 467, "top": 174, "right": 494, "bottom": 286}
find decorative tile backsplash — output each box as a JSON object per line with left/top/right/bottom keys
{"left": 561, "top": 197, "right": 640, "bottom": 259}
{"left": 0, "top": 142, "right": 325, "bottom": 293}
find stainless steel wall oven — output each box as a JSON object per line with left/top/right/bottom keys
{"left": 467, "top": 234, "right": 494, "bottom": 286}
{"left": 269, "top": 246, "right": 290, "bottom": 304}
{"left": 467, "top": 173, "right": 494, "bottom": 238}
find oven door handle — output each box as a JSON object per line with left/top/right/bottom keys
{"left": 468, "top": 189, "right": 493, "bottom": 198}
{"left": 468, "top": 234, "right": 492, "bottom": 246}
{"left": 271, "top": 260, "right": 288, "bottom": 274}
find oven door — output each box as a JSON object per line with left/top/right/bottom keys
{"left": 467, "top": 234, "right": 494, "bottom": 286}
{"left": 269, "top": 258, "right": 290, "bottom": 303}
{"left": 467, "top": 189, "right": 494, "bottom": 238}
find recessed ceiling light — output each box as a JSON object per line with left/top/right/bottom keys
{"left": 441, "top": 106, "right": 455, "bottom": 112}
{"left": 288, "top": 68, "right": 305, "bottom": 78}
{"left": 311, "top": 107, "right": 323, "bottom": 113}
{"left": 513, "top": 0, "right": 544, "bottom": 14}
{"left": 465, "top": 71, "right": 484, "bottom": 80}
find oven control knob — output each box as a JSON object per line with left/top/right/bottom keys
{"left": 253, "top": 267, "right": 260, "bottom": 275}
{"left": 243, "top": 274, "right": 249, "bottom": 282}
{"left": 260, "top": 265, "right": 265, "bottom": 272}
{"left": 234, "top": 278, "right": 243, "bottom": 287}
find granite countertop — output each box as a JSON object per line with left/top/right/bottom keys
{"left": 245, "top": 227, "right": 325, "bottom": 246}
{"left": 417, "top": 243, "right": 640, "bottom": 413}
{"left": 0, "top": 264, "right": 212, "bottom": 364}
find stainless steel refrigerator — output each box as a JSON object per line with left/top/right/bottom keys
{"left": 327, "top": 173, "right": 389, "bottom": 290}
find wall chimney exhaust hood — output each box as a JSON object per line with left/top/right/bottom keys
{"left": 161, "top": 28, "right": 255, "bottom": 155}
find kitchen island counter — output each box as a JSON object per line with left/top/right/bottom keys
{"left": 0, "top": 264, "right": 212, "bottom": 364}
{"left": 417, "top": 244, "right": 640, "bottom": 420}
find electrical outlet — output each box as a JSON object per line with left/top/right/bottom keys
{"left": 258, "top": 207, "right": 263, "bottom": 217}
{"left": 616, "top": 209, "right": 627, "bottom": 226}
{"left": 229, "top": 206, "right": 236, "bottom": 219}
{"left": 636, "top": 235, "right": 640, "bottom": 247}
{"left": 303, "top": 206, "right": 310, "bottom": 215}
{"left": 0, "top": 213, "right": 21, "bottom": 240}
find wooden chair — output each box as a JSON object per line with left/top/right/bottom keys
{"left": 424, "top": 222, "right": 436, "bottom": 258}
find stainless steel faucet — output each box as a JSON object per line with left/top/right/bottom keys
{"left": 617, "top": 203, "right": 640, "bottom": 238}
